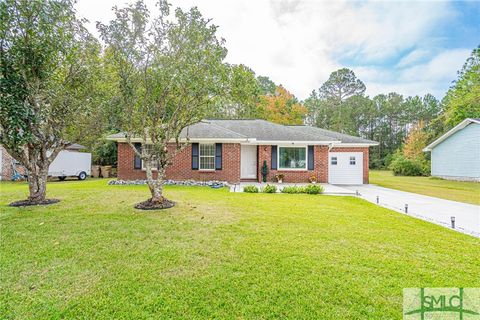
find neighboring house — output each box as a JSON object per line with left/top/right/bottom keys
{"left": 108, "top": 119, "right": 378, "bottom": 185}
{"left": 0, "top": 144, "right": 86, "bottom": 181}
{"left": 424, "top": 118, "right": 480, "bottom": 182}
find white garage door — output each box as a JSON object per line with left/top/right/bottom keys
{"left": 328, "top": 152, "right": 363, "bottom": 185}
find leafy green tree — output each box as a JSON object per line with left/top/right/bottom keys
{"left": 306, "top": 68, "right": 366, "bottom": 133}
{"left": 208, "top": 64, "right": 261, "bottom": 119}
{"left": 441, "top": 47, "right": 480, "bottom": 129}
{"left": 98, "top": 0, "right": 228, "bottom": 209}
{"left": 319, "top": 68, "right": 366, "bottom": 101}
{"left": 0, "top": 0, "right": 101, "bottom": 204}
{"left": 257, "top": 75, "right": 276, "bottom": 95}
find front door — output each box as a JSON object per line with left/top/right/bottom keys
{"left": 241, "top": 145, "right": 257, "bottom": 179}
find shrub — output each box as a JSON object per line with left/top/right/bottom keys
{"left": 281, "top": 186, "right": 304, "bottom": 194}
{"left": 261, "top": 160, "right": 269, "bottom": 183}
{"left": 389, "top": 155, "right": 429, "bottom": 176}
{"left": 262, "top": 184, "right": 277, "bottom": 193}
{"left": 243, "top": 185, "right": 259, "bottom": 193}
{"left": 303, "top": 184, "right": 324, "bottom": 194}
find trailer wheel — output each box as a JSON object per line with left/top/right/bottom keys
{"left": 78, "top": 172, "right": 87, "bottom": 180}
{"left": 58, "top": 176, "right": 67, "bottom": 181}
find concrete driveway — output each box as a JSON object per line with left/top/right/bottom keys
{"left": 342, "top": 185, "right": 480, "bottom": 237}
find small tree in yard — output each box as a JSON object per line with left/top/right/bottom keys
{"left": 0, "top": 0, "right": 102, "bottom": 205}
{"left": 98, "top": 1, "right": 228, "bottom": 209}
{"left": 402, "top": 121, "right": 429, "bottom": 160}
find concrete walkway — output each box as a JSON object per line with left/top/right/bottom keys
{"left": 230, "top": 182, "right": 356, "bottom": 195}
{"left": 342, "top": 185, "right": 480, "bottom": 238}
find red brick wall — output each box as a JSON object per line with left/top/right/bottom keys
{"left": 257, "top": 145, "right": 329, "bottom": 183}
{"left": 330, "top": 147, "right": 370, "bottom": 184}
{"left": 117, "top": 143, "right": 241, "bottom": 183}
{"left": 117, "top": 143, "right": 370, "bottom": 184}
{"left": 1, "top": 146, "right": 13, "bottom": 180}
{"left": 1, "top": 146, "right": 27, "bottom": 181}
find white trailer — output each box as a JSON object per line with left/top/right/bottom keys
{"left": 49, "top": 149, "right": 91, "bottom": 181}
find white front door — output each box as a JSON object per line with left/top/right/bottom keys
{"left": 328, "top": 152, "right": 363, "bottom": 185}
{"left": 241, "top": 145, "right": 257, "bottom": 179}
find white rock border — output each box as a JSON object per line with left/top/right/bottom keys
{"left": 108, "top": 179, "right": 229, "bottom": 188}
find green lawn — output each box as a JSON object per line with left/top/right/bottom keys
{"left": 370, "top": 170, "right": 480, "bottom": 205}
{"left": 1, "top": 180, "right": 479, "bottom": 319}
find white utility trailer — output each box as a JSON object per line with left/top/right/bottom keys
{"left": 49, "top": 146, "right": 91, "bottom": 181}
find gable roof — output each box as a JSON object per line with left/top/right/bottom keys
{"left": 66, "top": 143, "right": 86, "bottom": 150}
{"left": 107, "top": 119, "right": 378, "bottom": 145}
{"left": 423, "top": 118, "right": 480, "bottom": 151}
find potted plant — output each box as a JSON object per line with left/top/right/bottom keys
{"left": 261, "top": 160, "right": 269, "bottom": 183}
{"left": 275, "top": 173, "right": 284, "bottom": 183}
{"left": 309, "top": 175, "right": 317, "bottom": 184}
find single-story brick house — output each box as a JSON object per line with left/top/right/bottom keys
{"left": 423, "top": 118, "right": 480, "bottom": 182}
{"left": 107, "top": 119, "right": 378, "bottom": 184}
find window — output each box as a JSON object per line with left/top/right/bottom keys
{"left": 331, "top": 156, "right": 337, "bottom": 165}
{"left": 199, "top": 143, "right": 215, "bottom": 170}
{"left": 141, "top": 145, "right": 159, "bottom": 170}
{"left": 278, "top": 147, "right": 306, "bottom": 170}
{"left": 350, "top": 156, "right": 356, "bottom": 165}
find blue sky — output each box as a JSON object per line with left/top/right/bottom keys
{"left": 76, "top": 0, "right": 480, "bottom": 100}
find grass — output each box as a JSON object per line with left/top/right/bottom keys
{"left": 1, "top": 179, "right": 479, "bottom": 319}
{"left": 369, "top": 170, "right": 480, "bottom": 205}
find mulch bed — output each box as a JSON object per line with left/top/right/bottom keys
{"left": 9, "top": 199, "right": 60, "bottom": 207}
{"left": 134, "top": 198, "right": 175, "bottom": 210}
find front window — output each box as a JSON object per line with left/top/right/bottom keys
{"left": 199, "top": 143, "right": 215, "bottom": 170}
{"left": 278, "top": 147, "right": 306, "bottom": 170}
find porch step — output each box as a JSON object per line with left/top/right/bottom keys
{"left": 240, "top": 179, "right": 258, "bottom": 182}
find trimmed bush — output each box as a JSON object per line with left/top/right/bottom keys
{"left": 281, "top": 186, "right": 304, "bottom": 194}
{"left": 262, "top": 184, "right": 277, "bottom": 193}
{"left": 304, "top": 184, "right": 324, "bottom": 194}
{"left": 243, "top": 185, "right": 259, "bottom": 193}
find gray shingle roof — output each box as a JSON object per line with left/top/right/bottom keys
{"left": 107, "top": 119, "right": 378, "bottom": 144}
{"left": 287, "top": 126, "right": 377, "bottom": 144}
{"left": 66, "top": 143, "right": 86, "bottom": 150}
{"left": 204, "top": 119, "right": 335, "bottom": 141}
{"left": 179, "top": 121, "right": 247, "bottom": 139}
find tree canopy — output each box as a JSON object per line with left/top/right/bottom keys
{"left": 0, "top": 0, "right": 101, "bottom": 203}
{"left": 441, "top": 47, "right": 480, "bottom": 129}
{"left": 258, "top": 86, "right": 307, "bottom": 125}
{"left": 98, "top": 0, "right": 230, "bottom": 208}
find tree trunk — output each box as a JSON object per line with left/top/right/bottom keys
{"left": 144, "top": 160, "right": 166, "bottom": 203}
{"left": 27, "top": 163, "right": 49, "bottom": 203}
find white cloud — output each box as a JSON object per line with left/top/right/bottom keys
{"left": 75, "top": 0, "right": 466, "bottom": 100}
{"left": 359, "top": 48, "right": 471, "bottom": 98}
{"left": 400, "top": 49, "right": 470, "bottom": 82}
{"left": 397, "top": 49, "right": 431, "bottom": 68}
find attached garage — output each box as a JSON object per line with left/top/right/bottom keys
{"left": 328, "top": 152, "right": 363, "bottom": 185}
